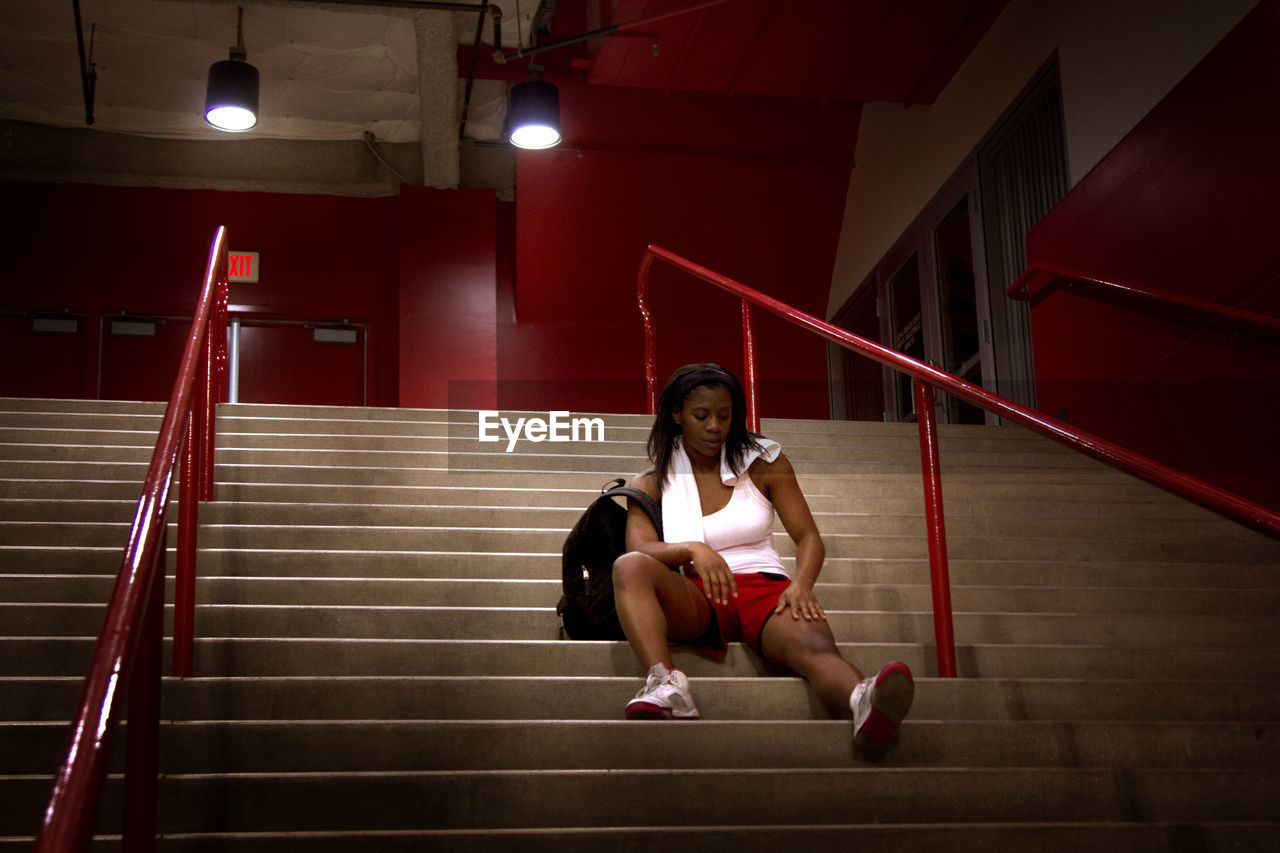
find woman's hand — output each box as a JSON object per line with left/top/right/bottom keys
{"left": 686, "top": 541, "right": 737, "bottom": 605}
{"left": 774, "top": 581, "right": 826, "bottom": 622}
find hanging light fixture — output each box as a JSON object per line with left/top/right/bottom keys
{"left": 506, "top": 78, "right": 561, "bottom": 150}
{"left": 204, "top": 6, "right": 259, "bottom": 132}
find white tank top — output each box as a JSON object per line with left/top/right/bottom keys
{"left": 700, "top": 473, "right": 789, "bottom": 577}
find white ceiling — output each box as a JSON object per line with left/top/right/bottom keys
{"left": 0, "top": 0, "right": 536, "bottom": 144}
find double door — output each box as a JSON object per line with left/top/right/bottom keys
{"left": 832, "top": 65, "right": 1065, "bottom": 425}
{"left": 835, "top": 165, "right": 997, "bottom": 425}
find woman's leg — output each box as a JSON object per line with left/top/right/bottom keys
{"left": 758, "top": 613, "right": 862, "bottom": 716}
{"left": 760, "top": 612, "right": 914, "bottom": 757}
{"left": 612, "top": 551, "right": 711, "bottom": 668}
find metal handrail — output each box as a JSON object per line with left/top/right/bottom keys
{"left": 638, "top": 245, "right": 1280, "bottom": 677}
{"left": 1008, "top": 261, "right": 1280, "bottom": 341}
{"left": 36, "top": 228, "right": 229, "bottom": 851}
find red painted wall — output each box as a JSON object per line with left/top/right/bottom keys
{"left": 1025, "top": 0, "right": 1280, "bottom": 509}
{"left": 0, "top": 181, "right": 401, "bottom": 406}
{"left": 397, "top": 186, "right": 497, "bottom": 410}
{"left": 509, "top": 140, "right": 851, "bottom": 417}
{"left": 2, "top": 88, "right": 854, "bottom": 422}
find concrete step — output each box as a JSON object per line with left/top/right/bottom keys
{"left": 199, "top": 403, "right": 1062, "bottom": 435}
{"left": 210, "top": 435, "right": 1095, "bottom": 471}
{"left": 205, "top": 401, "right": 1072, "bottom": 433}
{"left": 3, "top": 767, "right": 1277, "bottom": 837}
{"left": 6, "top": 716, "right": 1279, "bottom": 776}
{"left": 137, "top": 671, "right": 1280, "bottom": 722}
{"left": 202, "top": 404, "right": 1164, "bottom": 461}
{"left": 4, "top": 499, "right": 1249, "bottom": 544}
{"left": 0, "top": 458, "right": 1148, "bottom": 496}
{"left": 0, "top": 401, "right": 1102, "bottom": 456}
{"left": 0, "top": 398, "right": 165, "bottom": 415}
{"left": 8, "top": 520, "right": 1266, "bottom": 563}
{"left": 7, "top": 547, "right": 1278, "bottom": 592}
{"left": 5, "top": 636, "right": 1278, "bottom": 680}
{"left": 7, "top": 675, "right": 1275, "bottom": 726}
{"left": 220, "top": 503, "right": 1259, "bottom": 542}
{"left": 6, "top": 574, "right": 1276, "bottom": 617}
{"left": 8, "top": 601, "right": 1280, "bottom": 648}
{"left": 0, "top": 422, "right": 1082, "bottom": 462}
{"left": 194, "top": 488, "right": 1230, "bottom": 524}
{"left": 213, "top": 469, "right": 1195, "bottom": 502}
{"left": 200, "top": 475, "right": 1214, "bottom": 508}
{"left": 0, "top": 398, "right": 1231, "bottom": 467}
{"left": 197, "top": 485, "right": 1227, "bottom": 518}
{"left": 0, "top": 399, "right": 1120, "bottom": 446}
{"left": 0, "top": 427, "right": 164, "bottom": 448}
{"left": 6, "top": 823, "right": 1269, "bottom": 853}
{"left": 0, "top": 465, "right": 1231, "bottom": 515}
{"left": 0, "top": 442, "right": 1112, "bottom": 480}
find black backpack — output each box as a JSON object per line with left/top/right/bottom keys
{"left": 556, "top": 478, "right": 663, "bottom": 640}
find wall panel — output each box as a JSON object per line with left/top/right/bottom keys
{"left": 1025, "top": 0, "right": 1280, "bottom": 509}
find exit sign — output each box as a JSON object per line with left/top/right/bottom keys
{"left": 228, "top": 251, "right": 259, "bottom": 283}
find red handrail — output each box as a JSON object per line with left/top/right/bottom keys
{"left": 36, "top": 228, "right": 228, "bottom": 851}
{"left": 1008, "top": 261, "right": 1280, "bottom": 341}
{"left": 638, "top": 245, "right": 1280, "bottom": 677}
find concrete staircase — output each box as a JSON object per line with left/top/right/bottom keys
{"left": 2, "top": 397, "right": 1278, "bottom": 850}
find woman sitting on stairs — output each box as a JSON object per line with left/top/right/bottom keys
{"left": 613, "top": 363, "right": 914, "bottom": 759}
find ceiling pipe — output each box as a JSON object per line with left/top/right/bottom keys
{"left": 71, "top": 0, "right": 97, "bottom": 125}
{"left": 490, "top": 2, "right": 502, "bottom": 46}
{"left": 458, "top": 0, "right": 492, "bottom": 141}
{"left": 270, "top": 0, "right": 489, "bottom": 11}
{"left": 494, "top": 0, "right": 740, "bottom": 64}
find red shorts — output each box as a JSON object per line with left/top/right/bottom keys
{"left": 685, "top": 571, "right": 791, "bottom": 654}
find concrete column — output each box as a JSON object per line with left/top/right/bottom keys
{"left": 414, "top": 11, "right": 460, "bottom": 189}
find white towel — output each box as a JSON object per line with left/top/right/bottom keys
{"left": 660, "top": 436, "right": 782, "bottom": 545}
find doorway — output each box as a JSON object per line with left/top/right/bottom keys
{"left": 829, "top": 62, "right": 1069, "bottom": 426}
{"left": 234, "top": 319, "right": 367, "bottom": 406}
{"left": 829, "top": 276, "right": 887, "bottom": 421}
{"left": 887, "top": 254, "right": 926, "bottom": 421}
{"left": 864, "top": 165, "right": 998, "bottom": 427}
{"left": 921, "top": 168, "right": 997, "bottom": 425}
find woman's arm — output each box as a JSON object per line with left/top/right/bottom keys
{"left": 758, "top": 453, "right": 827, "bottom": 621}
{"left": 623, "top": 472, "right": 738, "bottom": 604}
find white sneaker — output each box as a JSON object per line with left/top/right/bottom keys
{"left": 851, "top": 661, "right": 914, "bottom": 759}
{"left": 625, "top": 663, "right": 700, "bottom": 720}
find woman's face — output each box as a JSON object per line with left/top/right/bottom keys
{"left": 673, "top": 383, "right": 733, "bottom": 458}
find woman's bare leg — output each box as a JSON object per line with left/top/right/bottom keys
{"left": 612, "top": 551, "right": 711, "bottom": 668}
{"left": 759, "top": 614, "right": 862, "bottom": 715}
{"left": 761, "top": 612, "right": 914, "bottom": 758}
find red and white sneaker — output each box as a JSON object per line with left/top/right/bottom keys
{"left": 851, "top": 661, "right": 914, "bottom": 759}
{"left": 625, "top": 663, "right": 700, "bottom": 720}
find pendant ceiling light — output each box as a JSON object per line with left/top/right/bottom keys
{"left": 506, "top": 79, "right": 561, "bottom": 150}
{"left": 204, "top": 6, "right": 259, "bottom": 132}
